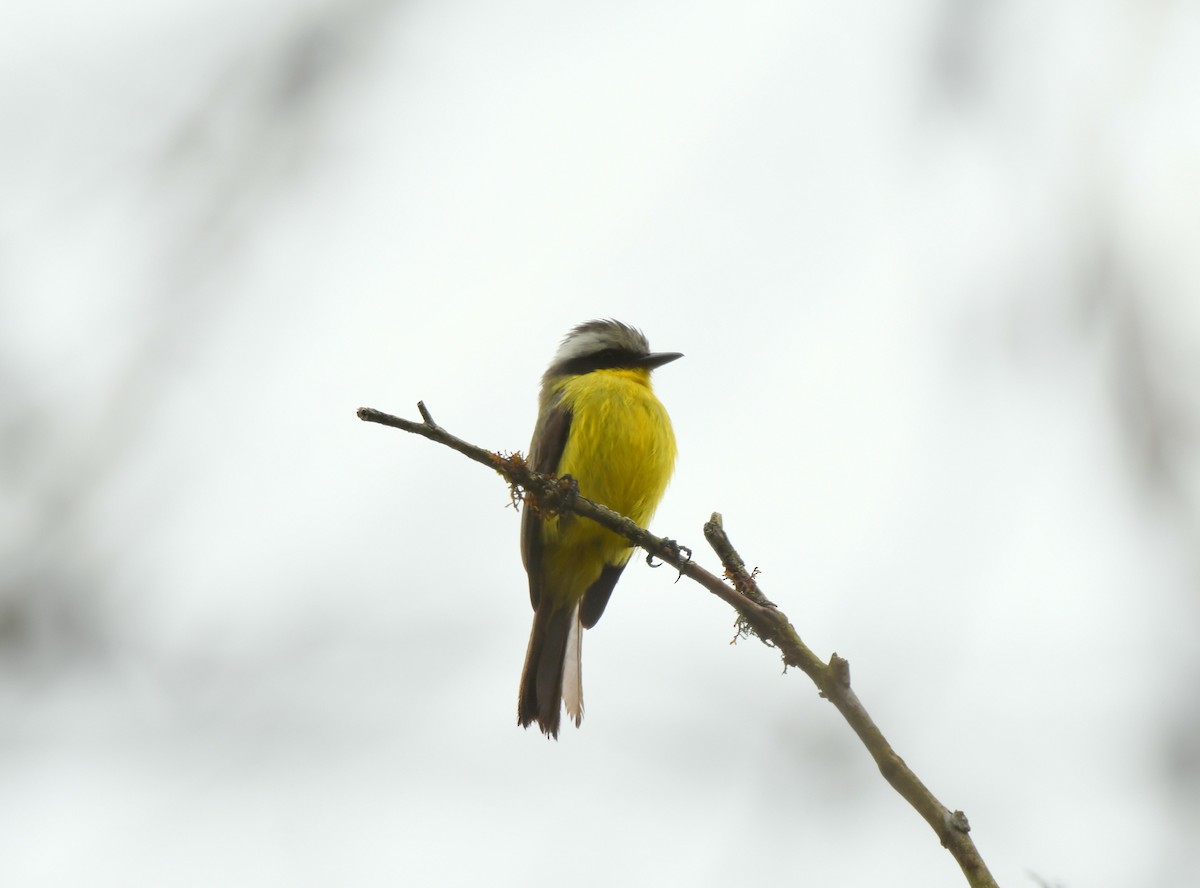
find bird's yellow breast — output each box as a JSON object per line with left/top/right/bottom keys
{"left": 552, "top": 368, "right": 676, "bottom": 528}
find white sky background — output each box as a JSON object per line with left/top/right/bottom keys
{"left": 2, "top": 1, "right": 1200, "bottom": 886}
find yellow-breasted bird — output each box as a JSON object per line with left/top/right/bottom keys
{"left": 518, "top": 319, "right": 680, "bottom": 738}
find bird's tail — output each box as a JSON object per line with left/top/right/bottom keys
{"left": 518, "top": 601, "right": 583, "bottom": 739}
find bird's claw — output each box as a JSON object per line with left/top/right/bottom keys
{"left": 646, "top": 538, "right": 692, "bottom": 582}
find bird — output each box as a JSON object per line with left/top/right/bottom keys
{"left": 518, "top": 319, "right": 681, "bottom": 738}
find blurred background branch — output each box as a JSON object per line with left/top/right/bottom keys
{"left": 0, "top": 0, "right": 399, "bottom": 666}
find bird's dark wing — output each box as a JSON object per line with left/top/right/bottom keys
{"left": 579, "top": 561, "right": 627, "bottom": 628}
{"left": 521, "top": 400, "right": 573, "bottom": 611}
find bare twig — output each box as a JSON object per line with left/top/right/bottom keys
{"left": 357, "top": 402, "right": 1001, "bottom": 888}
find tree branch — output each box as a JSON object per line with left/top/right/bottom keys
{"left": 357, "top": 402, "right": 1000, "bottom": 888}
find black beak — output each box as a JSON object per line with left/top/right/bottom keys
{"left": 636, "top": 351, "right": 684, "bottom": 371}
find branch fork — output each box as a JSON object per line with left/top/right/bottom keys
{"left": 357, "top": 402, "right": 1000, "bottom": 888}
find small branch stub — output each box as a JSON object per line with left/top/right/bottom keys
{"left": 829, "top": 653, "right": 851, "bottom": 689}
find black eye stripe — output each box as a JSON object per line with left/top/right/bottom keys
{"left": 556, "top": 347, "right": 646, "bottom": 376}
